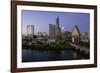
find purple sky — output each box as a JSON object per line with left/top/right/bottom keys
{"left": 21, "top": 10, "right": 90, "bottom": 35}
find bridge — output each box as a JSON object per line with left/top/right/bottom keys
{"left": 68, "top": 42, "right": 89, "bottom": 54}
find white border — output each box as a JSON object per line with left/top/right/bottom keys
{"left": 17, "top": 5, "right": 94, "bottom": 68}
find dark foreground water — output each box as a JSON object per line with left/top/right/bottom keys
{"left": 22, "top": 48, "right": 88, "bottom": 62}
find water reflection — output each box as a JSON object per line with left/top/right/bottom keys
{"left": 22, "top": 48, "right": 89, "bottom": 62}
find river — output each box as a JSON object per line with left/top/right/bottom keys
{"left": 22, "top": 48, "right": 87, "bottom": 62}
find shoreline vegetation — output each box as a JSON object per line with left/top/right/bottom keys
{"left": 22, "top": 40, "right": 76, "bottom": 51}
{"left": 22, "top": 40, "right": 89, "bottom": 51}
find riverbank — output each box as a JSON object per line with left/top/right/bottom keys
{"left": 22, "top": 41, "right": 76, "bottom": 51}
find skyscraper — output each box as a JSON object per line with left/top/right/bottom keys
{"left": 49, "top": 24, "right": 56, "bottom": 39}
{"left": 56, "top": 16, "right": 59, "bottom": 28}
{"left": 72, "top": 25, "right": 81, "bottom": 43}
{"left": 27, "top": 25, "right": 34, "bottom": 38}
{"left": 56, "top": 17, "right": 61, "bottom": 40}
{"left": 49, "top": 17, "right": 62, "bottom": 40}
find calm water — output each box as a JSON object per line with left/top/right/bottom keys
{"left": 22, "top": 49, "right": 84, "bottom": 62}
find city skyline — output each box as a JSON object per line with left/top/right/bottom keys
{"left": 22, "top": 10, "right": 90, "bottom": 35}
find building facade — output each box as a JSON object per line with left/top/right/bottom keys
{"left": 61, "top": 31, "right": 72, "bottom": 40}
{"left": 72, "top": 25, "right": 81, "bottom": 43}
{"left": 49, "top": 17, "right": 62, "bottom": 41}
{"left": 27, "top": 25, "right": 34, "bottom": 38}
{"left": 55, "top": 17, "right": 62, "bottom": 40}
{"left": 81, "top": 32, "right": 90, "bottom": 42}
{"left": 49, "top": 24, "right": 56, "bottom": 40}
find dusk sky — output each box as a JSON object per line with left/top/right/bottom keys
{"left": 21, "top": 10, "right": 90, "bottom": 35}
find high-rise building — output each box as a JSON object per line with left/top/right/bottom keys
{"left": 49, "top": 24, "right": 56, "bottom": 39}
{"left": 56, "top": 16, "right": 59, "bottom": 28}
{"left": 49, "top": 17, "right": 62, "bottom": 40}
{"left": 27, "top": 25, "right": 34, "bottom": 38}
{"left": 55, "top": 17, "right": 61, "bottom": 40}
{"left": 72, "top": 25, "right": 81, "bottom": 43}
